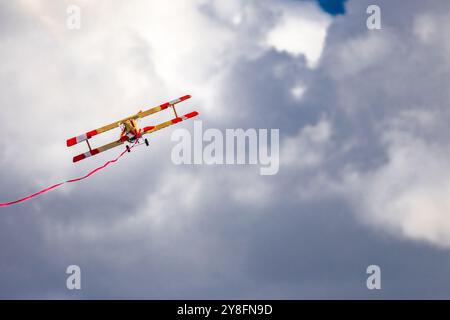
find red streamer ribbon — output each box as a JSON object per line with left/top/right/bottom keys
{"left": 0, "top": 144, "right": 136, "bottom": 207}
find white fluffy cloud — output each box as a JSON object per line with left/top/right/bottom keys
{"left": 0, "top": 0, "right": 333, "bottom": 212}
{"left": 282, "top": 118, "right": 332, "bottom": 169}
{"left": 317, "top": 0, "right": 450, "bottom": 248}
{"left": 344, "top": 131, "right": 450, "bottom": 247}
{"left": 266, "top": 2, "right": 331, "bottom": 68}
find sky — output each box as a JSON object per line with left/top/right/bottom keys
{"left": 1, "top": 0, "right": 450, "bottom": 299}
{"left": 316, "top": 0, "right": 348, "bottom": 15}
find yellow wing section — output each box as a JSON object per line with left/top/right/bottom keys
{"left": 142, "top": 111, "right": 199, "bottom": 136}
{"left": 137, "top": 95, "right": 191, "bottom": 119}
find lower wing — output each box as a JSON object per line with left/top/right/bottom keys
{"left": 142, "top": 111, "right": 199, "bottom": 135}
{"left": 72, "top": 140, "right": 125, "bottom": 163}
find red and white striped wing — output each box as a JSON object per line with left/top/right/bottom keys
{"left": 67, "top": 131, "right": 96, "bottom": 147}
{"left": 66, "top": 95, "right": 192, "bottom": 147}
{"left": 72, "top": 140, "right": 124, "bottom": 163}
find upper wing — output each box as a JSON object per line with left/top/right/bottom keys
{"left": 72, "top": 140, "right": 124, "bottom": 163}
{"left": 137, "top": 95, "right": 191, "bottom": 119}
{"left": 66, "top": 95, "right": 191, "bottom": 147}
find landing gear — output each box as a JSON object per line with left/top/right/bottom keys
{"left": 126, "top": 145, "right": 131, "bottom": 153}
{"left": 145, "top": 138, "right": 149, "bottom": 147}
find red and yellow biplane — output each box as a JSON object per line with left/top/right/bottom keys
{"left": 66, "top": 95, "right": 198, "bottom": 163}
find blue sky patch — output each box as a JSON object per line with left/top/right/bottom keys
{"left": 316, "top": 0, "right": 347, "bottom": 15}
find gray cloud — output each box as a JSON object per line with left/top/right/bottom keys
{"left": 1, "top": 0, "right": 450, "bottom": 299}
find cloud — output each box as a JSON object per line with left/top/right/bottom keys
{"left": 326, "top": 32, "right": 394, "bottom": 79}
{"left": 3, "top": 0, "right": 450, "bottom": 299}
{"left": 313, "top": 0, "right": 450, "bottom": 248}
{"left": 340, "top": 107, "right": 450, "bottom": 247}
{"left": 266, "top": 2, "right": 332, "bottom": 68}
{"left": 282, "top": 117, "right": 332, "bottom": 168}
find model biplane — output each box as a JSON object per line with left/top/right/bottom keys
{"left": 66, "top": 95, "right": 198, "bottom": 163}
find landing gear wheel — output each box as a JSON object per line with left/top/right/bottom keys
{"left": 145, "top": 138, "right": 149, "bottom": 147}
{"left": 126, "top": 145, "right": 131, "bottom": 153}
